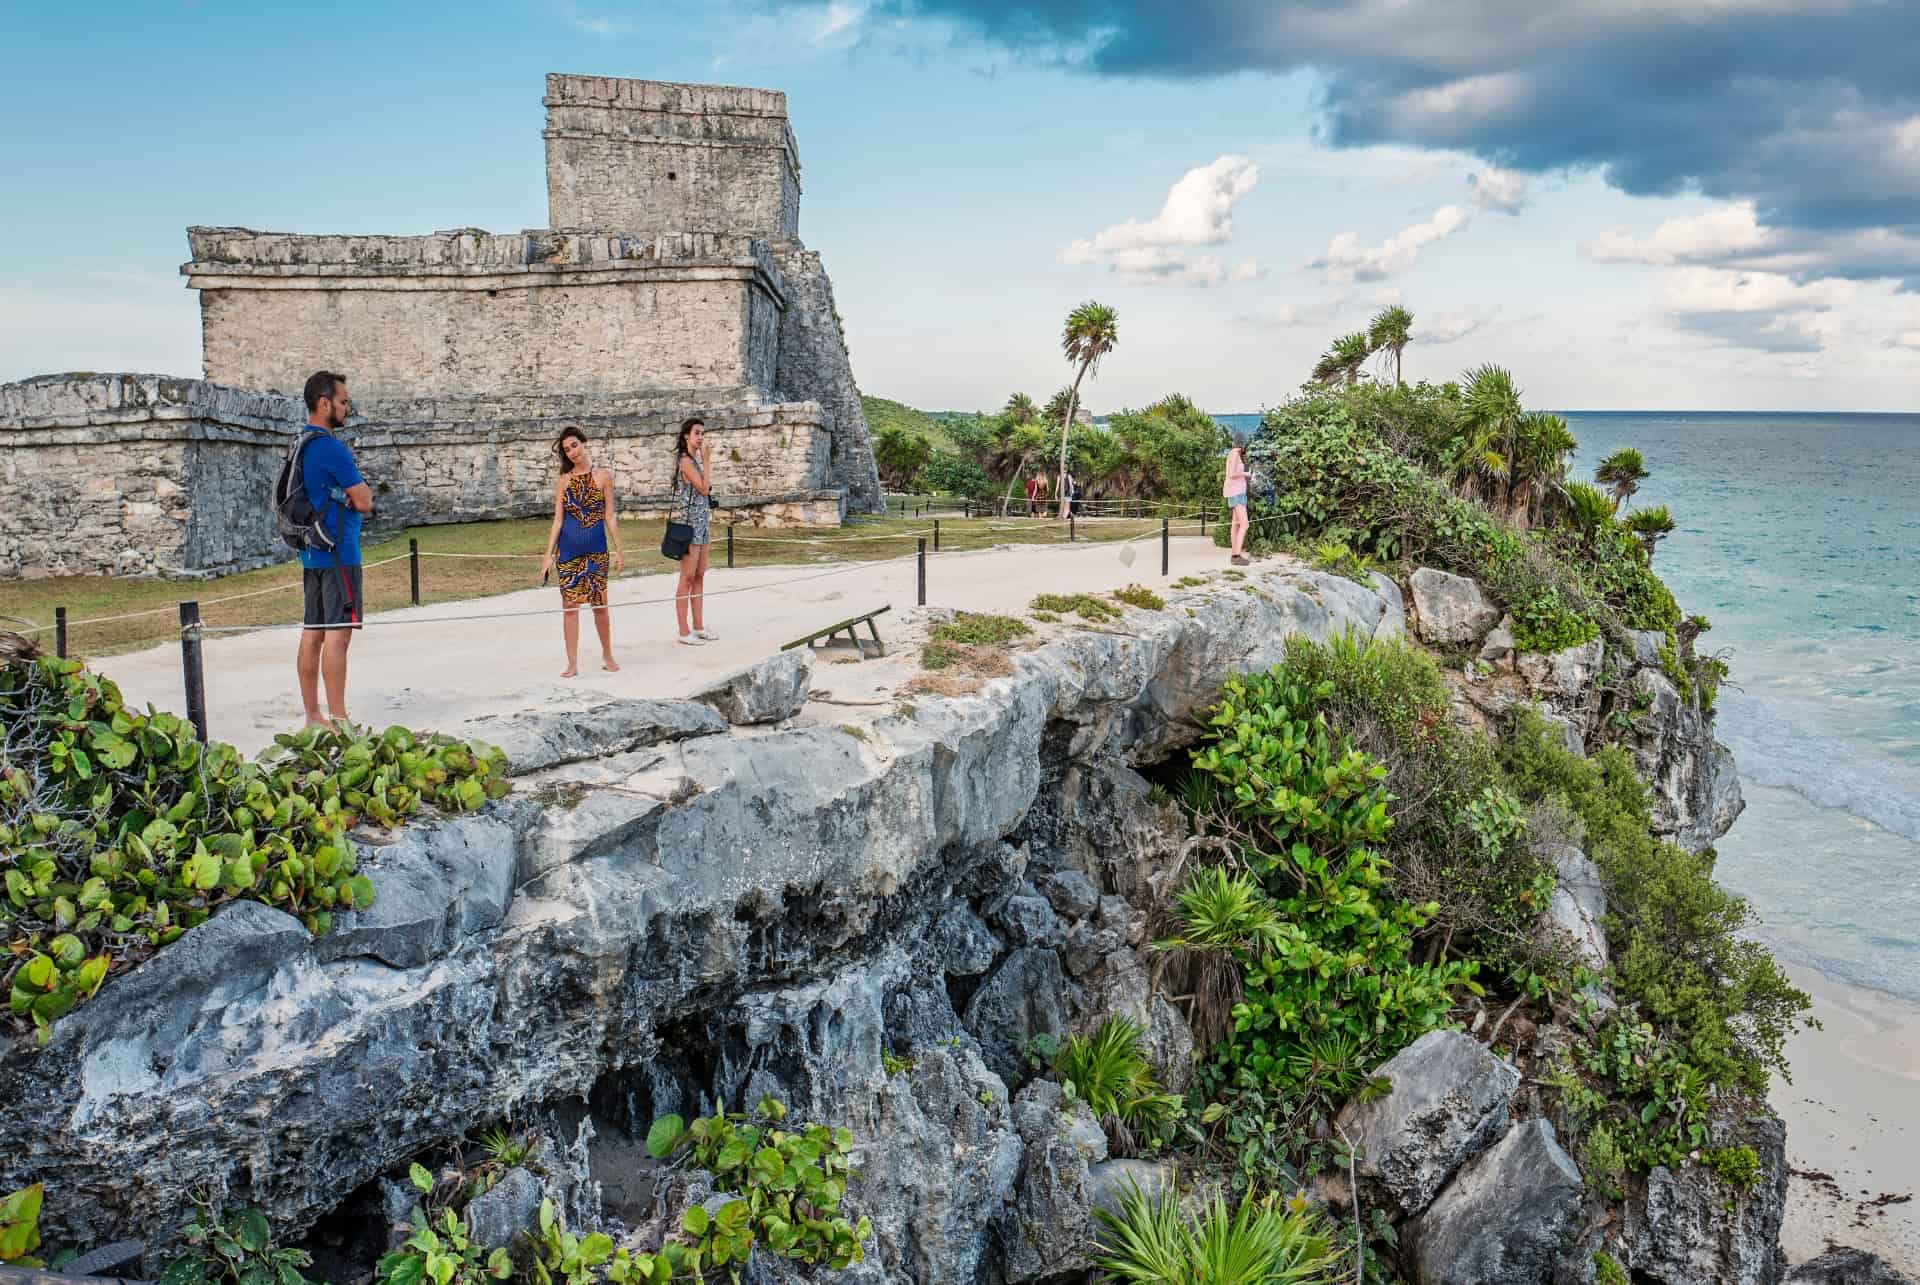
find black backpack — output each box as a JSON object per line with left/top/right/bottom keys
{"left": 272, "top": 430, "right": 338, "bottom": 554}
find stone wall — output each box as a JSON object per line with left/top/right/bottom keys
{"left": 772, "top": 245, "right": 882, "bottom": 512}
{"left": 0, "top": 375, "right": 299, "bottom": 578}
{"left": 0, "top": 374, "right": 842, "bottom": 576}
{"left": 187, "top": 228, "right": 786, "bottom": 406}
{"left": 542, "top": 74, "right": 802, "bottom": 239}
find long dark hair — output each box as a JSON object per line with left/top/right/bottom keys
{"left": 553, "top": 426, "right": 587, "bottom": 473}
{"left": 675, "top": 417, "right": 704, "bottom": 459}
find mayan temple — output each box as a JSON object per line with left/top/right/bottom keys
{"left": 0, "top": 74, "right": 881, "bottom": 578}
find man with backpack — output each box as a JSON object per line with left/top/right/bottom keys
{"left": 283, "top": 371, "right": 372, "bottom": 727}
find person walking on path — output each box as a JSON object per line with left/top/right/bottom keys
{"left": 1224, "top": 439, "right": 1250, "bottom": 565}
{"left": 1024, "top": 470, "right": 1040, "bottom": 518}
{"left": 672, "top": 418, "right": 717, "bottom": 645}
{"left": 540, "top": 427, "right": 624, "bottom": 677}
{"left": 1034, "top": 470, "right": 1049, "bottom": 518}
{"left": 294, "top": 371, "right": 372, "bottom": 726}
{"left": 1061, "top": 470, "right": 1080, "bottom": 518}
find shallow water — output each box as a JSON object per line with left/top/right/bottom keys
{"left": 1216, "top": 408, "right": 1920, "bottom": 1003}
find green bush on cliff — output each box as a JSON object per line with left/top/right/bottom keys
{"left": 1499, "top": 711, "right": 1809, "bottom": 1093}
{"left": 0, "top": 645, "right": 512, "bottom": 1044}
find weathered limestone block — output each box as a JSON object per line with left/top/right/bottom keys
{"left": 1614, "top": 1111, "right": 1789, "bottom": 1285}
{"left": 1538, "top": 842, "right": 1610, "bottom": 973}
{"left": 1785, "top": 1248, "right": 1915, "bottom": 1284}
{"left": 463, "top": 698, "right": 726, "bottom": 774}
{"left": 690, "top": 648, "right": 813, "bottom": 724}
{"left": 998, "top": 1080, "right": 1108, "bottom": 1282}
{"left": 1330, "top": 1030, "right": 1522, "bottom": 1220}
{"left": 1406, "top": 1118, "right": 1585, "bottom": 1285}
{"left": 1410, "top": 567, "right": 1502, "bottom": 645}
{"left": 1479, "top": 614, "right": 1518, "bottom": 667}
{"left": 1519, "top": 636, "right": 1605, "bottom": 702}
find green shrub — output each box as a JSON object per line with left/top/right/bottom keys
{"left": 1500, "top": 712, "right": 1809, "bottom": 1093}
{"left": 1112, "top": 584, "right": 1166, "bottom": 611}
{"left": 1030, "top": 592, "right": 1120, "bottom": 622}
{"left": 1593, "top": 1250, "right": 1630, "bottom": 1285}
{"left": 1054, "top": 1015, "right": 1181, "bottom": 1147}
{"left": 645, "top": 1097, "right": 870, "bottom": 1273}
{"left": 1092, "top": 1180, "right": 1331, "bottom": 1285}
{"left": 1546, "top": 1009, "right": 1715, "bottom": 1174}
{"left": 1702, "top": 1144, "right": 1761, "bottom": 1192}
{"left": 1, "top": 653, "right": 510, "bottom": 1043}
{"left": 930, "top": 612, "right": 1030, "bottom": 647}
{"left": 166, "top": 1194, "right": 327, "bottom": 1285}
{"left": 1310, "top": 540, "right": 1375, "bottom": 584}
{"left": 0, "top": 1184, "right": 43, "bottom": 1266}
{"left": 1581, "top": 1122, "right": 1627, "bottom": 1200}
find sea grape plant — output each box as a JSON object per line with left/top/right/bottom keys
{"left": 1, "top": 648, "right": 512, "bottom": 1043}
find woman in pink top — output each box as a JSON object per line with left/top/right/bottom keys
{"left": 1223, "top": 441, "right": 1250, "bottom": 565}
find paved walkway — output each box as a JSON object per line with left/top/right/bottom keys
{"left": 100, "top": 535, "right": 1231, "bottom": 755}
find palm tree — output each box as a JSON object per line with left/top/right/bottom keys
{"left": 1044, "top": 386, "right": 1077, "bottom": 428}
{"left": 1004, "top": 392, "right": 1037, "bottom": 425}
{"left": 1506, "top": 412, "right": 1577, "bottom": 527}
{"left": 1594, "top": 448, "right": 1649, "bottom": 512}
{"left": 1456, "top": 364, "right": 1523, "bottom": 504}
{"left": 1560, "top": 481, "right": 1615, "bottom": 547}
{"left": 1623, "top": 505, "right": 1676, "bottom": 564}
{"left": 1057, "top": 301, "right": 1119, "bottom": 517}
{"left": 1367, "top": 305, "right": 1414, "bottom": 387}
{"left": 1311, "top": 333, "right": 1373, "bottom": 388}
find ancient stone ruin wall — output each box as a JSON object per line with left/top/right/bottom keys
{"left": 543, "top": 74, "right": 802, "bottom": 239}
{"left": 188, "top": 228, "right": 786, "bottom": 408}
{"left": 0, "top": 375, "right": 300, "bottom": 578}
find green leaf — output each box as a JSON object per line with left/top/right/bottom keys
{"left": 681, "top": 1205, "right": 710, "bottom": 1238}
{"left": 409, "top": 1162, "right": 434, "bottom": 1194}
{"left": 234, "top": 1209, "right": 270, "bottom": 1254}
{"left": 645, "top": 1114, "right": 685, "bottom": 1159}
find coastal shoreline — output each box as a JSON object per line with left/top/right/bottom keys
{"left": 1773, "top": 960, "right": 1920, "bottom": 1273}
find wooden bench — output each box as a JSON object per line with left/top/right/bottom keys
{"left": 782, "top": 605, "right": 890, "bottom": 660}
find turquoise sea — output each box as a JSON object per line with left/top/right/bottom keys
{"left": 1215, "top": 410, "right": 1920, "bottom": 1005}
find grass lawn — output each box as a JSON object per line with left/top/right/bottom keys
{"left": 1, "top": 512, "right": 1187, "bottom": 660}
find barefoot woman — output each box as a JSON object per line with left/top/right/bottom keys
{"left": 672, "top": 418, "right": 718, "bottom": 645}
{"left": 541, "top": 427, "right": 624, "bottom": 676}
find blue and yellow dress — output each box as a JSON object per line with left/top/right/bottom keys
{"left": 555, "top": 471, "right": 609, "bottom": 607}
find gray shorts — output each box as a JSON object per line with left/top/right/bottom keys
{"left": 303, "top": 564, "right": 363, "bottom": 629}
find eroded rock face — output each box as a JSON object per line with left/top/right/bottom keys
{"left": 690, "top": 648, "right": 814, "bottom": 724}
{"left": 0, "top": 561, "right": 1396, "bottom": 1275}
{"left": 1331, "top": 1030, "right": 1521, "bottom": 1220}
{"left": 1410, "top": 567, "right": 1502, "bottom": 646}
{"left": 1406, "top": 1117, "right": 1585, "bottom": 1285}
{"left": 1538, "top": 842, "right": 1610, "bottom": 973}
{"left": 1785, "top": 1248, "right": 1916, "bottom": 1285}
{"left": 1613, "top": 1111, "right": 1790, "bottom": 1285}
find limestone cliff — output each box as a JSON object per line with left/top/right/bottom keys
{"left": 2, "top": 561, "right": 1805, "bottom": 1285}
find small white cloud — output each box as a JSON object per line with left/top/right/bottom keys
{"left": 1423, "top": 311, "right": 1491, "bottom": 344}
{"left": 1309, "top": 205, "right": 1471, "bottom": 283}
{"left": 812, "top": 1, "right": 867, "bottom": 43}
{"left": 1585, "top": 203, "right": 1771, "bottom": 265}
{"left": 1061, "top": 155, "right": 1264, "bottom": 288}
{"left": 1467, "top": 165, "right": 1528, "bottom": 214}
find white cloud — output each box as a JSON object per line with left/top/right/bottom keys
{"left": 813, "top": 1, "right": 867, "bottom": 41}
{"left": 1423, "top": 311, "right": 1492, "bottom": 344}
{"left": 1467, "top": 165, "right": 1528, "bottom": 214}
{"left": 1585, "top": 202, "right": 1771, "bottom": 265}
{"left": 1309, "top": 205, "right": 1470, "bottom": 282}
{"left": 1061, "top": 155, "right": 1264, "bottom": 288}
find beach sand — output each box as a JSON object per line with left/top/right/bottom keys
{"left": 1773, "top": 962, "right": 1920, "bottom": 1274}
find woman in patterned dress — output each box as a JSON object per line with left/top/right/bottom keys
{"left": 672, "top": 417, "right": 717, "bottom": 646}
{"left": 541, "top": 427, "right": 624, "bottom": 677}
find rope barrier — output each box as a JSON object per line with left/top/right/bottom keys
{"left": 19, "top": 554, "right": 410, "bottom": 634}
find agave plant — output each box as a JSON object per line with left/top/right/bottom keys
{"left": 1093, "top": 1181, "right": 1332, "bottom": 1285}
{"left": 1595, "top": 447, "right": 1649, "bottom": 511}
{"left": 1623, "top": 504, "right": 1677, "bottom": 563}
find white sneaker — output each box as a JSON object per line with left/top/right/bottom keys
{"left": 696, "top": 628, "right": 720, "bottom": 640}
{"left": 677, "top": 633, "right": 704, "bottom": 646}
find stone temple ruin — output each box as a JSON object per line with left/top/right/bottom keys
{"left": 0, "top": 74, "right": 881, "bottom": 578}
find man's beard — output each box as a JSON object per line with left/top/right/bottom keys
{"left": 329, "top": 407, "right": 347, "bottom": 429}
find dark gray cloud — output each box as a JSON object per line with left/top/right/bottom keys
{"left": 850, "top": 0, "right": 1920, "bottom": 282}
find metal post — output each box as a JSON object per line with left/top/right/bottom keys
{"left": 1069, "top": 512, "right": 1076, "bottom": 542}
{"left": 408, "top": 538, "right": 420, "bottom": 605}
{"left": 178, "top": 601, "right": 208, "bottom": 743}
{"left": 1201, "top": 508, "right": 1208, "bottom": 537}
{"left": 1162, "top": 518, "right": 1170, "bottom": 577}
{"left": 916, "top": 538, "right": 927, "bottom": 606}
{"left": 727, "top": 524, "right": 735, "bottom": 569}
{"left": 934, "top": 519, "right": 941, "bottom": 552}
{"left": 54, "top": 607, "right": 67, "bottom": 659}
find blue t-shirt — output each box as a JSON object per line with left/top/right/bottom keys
{"left": 298, "top": 431, "right": 364, "bottom": 568}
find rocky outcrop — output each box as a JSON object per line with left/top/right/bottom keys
{"left": 464, "top": 699, "right": 726, "bottom": 774}
{"left": 1406, "top": 1118, "right": 1585, "bottom": 1285}
{"left": 1539, "top": 843, "right": 1610, "bottom": 973}
{"left": 1610, "top": 1112, "right": 1790, "bottom": 1285}
{"left": 1411, "top": 567, "right": 1502, "bottom": 645}
{"left": 690, "top": 648, "right": 813, "bottom": 724}
{"left": 1331, "top": 1030, "right": 1521, "bottom": 1219}
{"left": 0, "top": 563, "right": 1398, "bottom": 1277}
{"left": 1786, "top": 1248, "right": 1916, "bottom": 1284}
{"left": 771, "top": 244, "right": 883, "bottom": 515}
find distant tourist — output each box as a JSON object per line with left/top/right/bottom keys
{"left": 1024, "top": 470, "right": 1039, "bottom": 518}
{"left": 540, "top": 427, "right": 624, "bottom": 677}
{"left": 1033, "top": 470, "right": 1049, "bottom": 517}
{"left": 1060, "top": 470, "right": 1079, "bottom": 519}
{"left": 294, "top": 371, "right": 372, "bottom": 725}
{"left": 671, "top": 418, "right": 717, "bottom": 645}
{"left": 1224, "top": 438, "right": 1250, "bottom": 565}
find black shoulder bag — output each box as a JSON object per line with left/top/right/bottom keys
{"left": 661, "top": 461, "right": 695, "bottom": 560}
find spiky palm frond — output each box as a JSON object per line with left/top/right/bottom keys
{"left": 1168, "top": 865, "right": 1286, "bottom": 954}
{"left": 1561, "top": 481, "right": 1616, "bottom": 539}
{"left": 1367, "top": 304, "right": 1414, "bottom": 386}
{"left": 1093, "top": 1182, "right": 1333, "bottom": 1285}
{"left": 1595, "top": 447, "right": 1649, "bottom": 511}
{"left": 1623, "top": 504, "right": 1676, "bottom": 562}
{"left": 1003, "top": 391, "right": 1037, "bottom": 425}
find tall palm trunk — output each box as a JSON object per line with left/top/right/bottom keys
{"left": 1058, "top": 363, "right": 1088, "bottom": 518}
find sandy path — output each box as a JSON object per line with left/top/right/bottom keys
{"left": 96, "top": 533, "right": 1224, "bottom": 755}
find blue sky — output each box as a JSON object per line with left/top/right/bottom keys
{"left": 4, "top": 0, "right": 1918, "bottom": 413}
